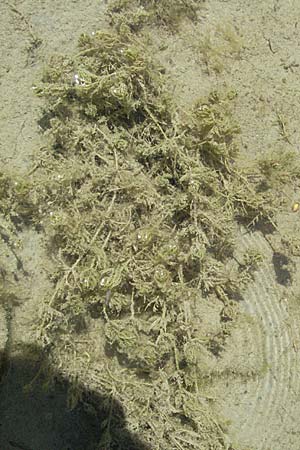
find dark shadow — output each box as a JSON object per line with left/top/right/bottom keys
{"left": 272, "top": 252, "right": 292, "bottom": 286}
{"left": 0, "top": 345, "right": 151, "bottom": 450}
{"left": 238, "top": 217, "right": 277, "bottom": 236}
{"left": 252, "top": 219, "right": 277, "bottom": 235}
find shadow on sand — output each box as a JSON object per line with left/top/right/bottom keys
{"left": 0, "top": 345, "right": 151, "bottom": 450}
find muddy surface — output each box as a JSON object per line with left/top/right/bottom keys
{"left": 1, "top": 0, "right": 300, "bottom": 449}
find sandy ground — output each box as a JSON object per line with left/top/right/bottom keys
{"left": 1, "top": 0, "right": 300, "bottom": 449}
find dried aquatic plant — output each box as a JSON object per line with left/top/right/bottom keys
{"left": 2, "top": 23, "right": 299, "bottom": 450}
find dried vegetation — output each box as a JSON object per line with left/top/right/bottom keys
{"left": 1, "top": 1, "right": 300, "bottom": 449}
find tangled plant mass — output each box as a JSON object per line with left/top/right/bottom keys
{"left": 1, "top": 20, "right": 300, "bottom": 450}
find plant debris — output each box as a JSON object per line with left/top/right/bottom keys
{"left": 1, "top": 14, "right": 300, "bottom": 450}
